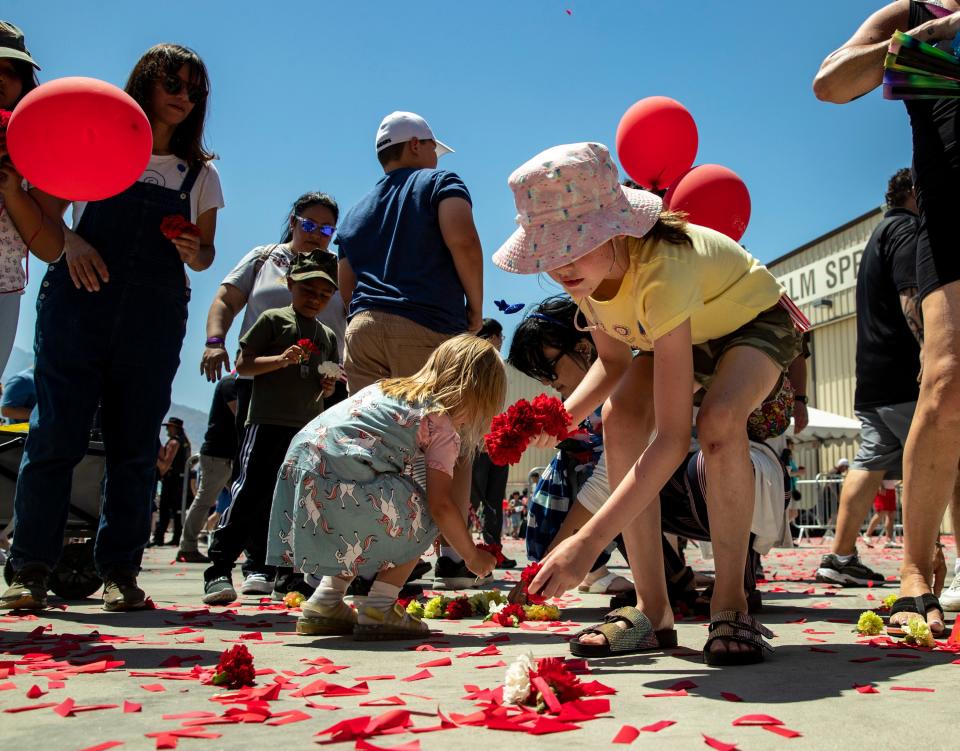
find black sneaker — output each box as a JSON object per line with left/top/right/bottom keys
{"left": 203, "top": 576, "right": 238, "bottom": 605}
{"left": 271, "top": 570, "right": 316, "bottom": 601}
{"left": 0, "top": 564, "right": 50, "bottom": 610}
{"left": 407, "top": 559, "right": 432, "bottom": 582}
{"left": 433, "top": 556, "right": 492, "bottom": 590}
{"left": 815, "top": 553, "right": 885, "bottom": 586}
{"left": 176, "top": 550, "right": 210, "bottom": 563}
{"left": 497, "top": 557, "right": 518, "bottom": 570}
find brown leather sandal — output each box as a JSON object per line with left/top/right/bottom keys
{"left": 703, "top": 609, "right": 774, "bottom": 666}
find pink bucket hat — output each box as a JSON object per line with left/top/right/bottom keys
{"left": 493, "top": 142, "right": 663, "bottom": 274}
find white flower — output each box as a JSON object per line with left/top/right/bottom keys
{"left": 502, "top": 652, "right": 534, "bottom": 705}
{"left": 488, "top": 601, "right": 508, "bottom": 615}
{"left": 318, "top": 361, "right": 343, "bottom": 379}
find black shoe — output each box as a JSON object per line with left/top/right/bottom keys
{"left": 815, "top": 553, "right": 885, "bottom": 586}
{"left": 407, "top": 559, "right": 432, "bottom": 583}
{"left": 271, "top": 571, "right": 316, "bottom": 601}
{"left": 203, "top": 576, "right": 237, "bottom": 605}
{"left": 497, "top": 557, "right": 518, "bottom": 570}
{"left": 433, "top": 556, "right": 492, "bottom": 590}
{"left": 176, "top": 550, "right": 210, "bottom": 563}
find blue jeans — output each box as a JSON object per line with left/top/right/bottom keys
{"left": 11, "top": 263, "right": 188, "bottom": 575}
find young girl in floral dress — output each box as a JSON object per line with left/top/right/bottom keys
{"left": 266, "top": 334, "right": 502, "bottom": 640}
{"left": 494, "top": 142, "right": 804, "bottom": 665}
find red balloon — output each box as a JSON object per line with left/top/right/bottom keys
{"left": 615, "top": 96, "right": 698, "bottom": 191}
{"left": 663, "top": 164, "right": 751, "bottom": 242}
{"left": 6, "top": 77, "right": 152, "bottom": 202}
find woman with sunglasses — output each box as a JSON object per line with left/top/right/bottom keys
{"left": 2, "top": 44, "right": 223, "bottom": 613}
{"left": 195, "top": 191, "right": 345, "bottom": 597}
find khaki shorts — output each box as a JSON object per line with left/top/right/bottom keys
{"left": 343, "top": 309, "right": 456, "bottom": 393}
{"left": 691, "top": 303, "right": 802, "bottom": 391}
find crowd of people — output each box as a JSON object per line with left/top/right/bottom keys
{"left": 1, "top": 1, "right": 959, "bottom": 664}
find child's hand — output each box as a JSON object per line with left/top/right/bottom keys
{"left": 64, "top": 230, "right": 109, "bottom": 292}
{"left": 279, "top": 345, "right": 304, "bottom": 366}
{"left": 466, "top": 547, "right": 497, "bottom": 579}
{"left": 528, "top": 430, "right": 558, "bottom": 450}
{"left": 171, "top": 232, "right": 200, "bottom": 267}
{"left": 320, "top": 376, "right": 337, "bottom": 397}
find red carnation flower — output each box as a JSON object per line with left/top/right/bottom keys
{"left": 211, "top": 644, "right": 255, "bottom": 688}
{"left": 490, "top": 602, "right": 527, "bottom": 626}
{"left": 444, "top": 597, "right": 473, "bottom": 619}
{"left": 520, "top": 561, "right": 546, "bottom": 605}
{"left": 484, "top": 396, "right": 573, "bottom": 466}
{"left": 160, "top": 214, "right": 201, "bottom": 240}
{"left": 532, "top": 657, "right": 585, "bottom": 703}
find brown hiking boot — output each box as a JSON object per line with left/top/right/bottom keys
{"left": 0, "top": 564, "right": 50, "bottom": 610}
{"left": 102, "top": 569, "right": 148, "bottom": 611}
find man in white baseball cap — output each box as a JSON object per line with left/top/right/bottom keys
{"left": 374, "top": 111, "right": 454, "bottom": 158}
{"left": 335, "top": 110, "right": 485, "bottom": 591}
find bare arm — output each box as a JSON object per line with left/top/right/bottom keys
{"left": 814, "top": 1, "right": 960, "bottom": 103}
{"left": 201, "top": 283, "right": 249, "bottom": 381}
{"left": 426, "top": 466, "right": 496, "bottom": 578}
{"left": 787, "top": 352, "right": 809, "bottom": 433}
{"left": 172, "top": 207, "right": 217, "bottom": 272}
{"left": 437, "top": 197, "right": 484, "bottom": 333}
{"left": 338, "top": 257, "right": 356, "bottom": 311}
{"left": 562, "top": 326, "right": 634, "bottom": 426}
{"left": 0, "top": 175, "right": 65, "bottom": 262}
{"left": 226, "top": 399, "right": 238, "bottom": 417}
{"left": 235, "top": 344, "right": 304, "bottom": 377}
{"left": 0, "top": 405, "right": 32, "bottom": 421}
{"left": 900, "top": 286, "right": 924, "bottom": 347}
{"left": 156, "top": 439, "right": 180, "bottom": 476}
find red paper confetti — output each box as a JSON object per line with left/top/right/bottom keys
{"left": 612, "top": 725, "right": 640, "bottom": 744}
{"left": 641, "top": 720, "right": 676, "bottom": 732}
{"left": 764, "top": 726, "right": 803, "bottom": 738}
{"left": 703, "top": 734, "right": 738, "bottom": 751}
{"left": 733, "top": 714, "right": 783, "bottom": 726}
{"left": 400, "top": 669, "right": 433, "bottom": 682}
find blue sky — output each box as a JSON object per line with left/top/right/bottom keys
{"left": 7, "top": 1, "right": 910, "bottom": 411}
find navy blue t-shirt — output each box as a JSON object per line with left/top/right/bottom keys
{"left": 336, "top": 167, "right": 471, "bottom": 334}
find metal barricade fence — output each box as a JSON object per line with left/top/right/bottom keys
{"left": 792, "top": 476, "right": 904, "bottom": 545}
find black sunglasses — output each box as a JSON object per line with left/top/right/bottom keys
{"left": 161, "top": 73, "right": 207, "bottom": 104}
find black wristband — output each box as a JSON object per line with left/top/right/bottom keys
{"left": 795, "top": 394, "right": 808, "bottom": 404}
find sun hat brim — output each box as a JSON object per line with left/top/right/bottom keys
{"left": 0, "top": 47, "right": 40, "bottom": 69}
{"left": 492, "top": 186, "right": 662, "bottom": 274}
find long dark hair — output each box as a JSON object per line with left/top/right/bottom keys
{"left": 508, "top": 296, "right": 595, "bottom": 383}
{"left": 280, "top": 192, "right": 340, "bottom": 242}
{"left": 124, "top": 43, "right": 214, "bottom": 166}
{"left": 4, "top": 58, "right": 39, "bottom": 105}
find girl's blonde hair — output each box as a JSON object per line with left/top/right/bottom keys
{"left": 380, "top": 334, "right": 506, "bottom": 452}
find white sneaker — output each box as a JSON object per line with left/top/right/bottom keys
{"left": 941, "top": 573, "right": 960, "bottom": 612}
{"left": 239, "top": 573, "right": 273, "bottom": 595}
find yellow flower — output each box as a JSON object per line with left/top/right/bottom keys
{"left": 406, "top": 600, "right": 425, "bottom": 618}
{"left": 524, "top": 604, "right": 560, "bottom": 621}
{"left": 856, "top": 610, "right": 884, "bottom": 635}
{"left": 423, "top": 595, "right": 449, "bottom": 619}
{"left": 904, "top": 619, "right": 935, "bottom": 647}
{"left": 882, "top": 594, "right": 898, "bottom": 610}
{"left": 283, "top": 591, "right": 305, "bottom": 608}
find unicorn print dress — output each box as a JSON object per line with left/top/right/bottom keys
{"left": 266, "top": 384, "right": 459, "bottom": 578}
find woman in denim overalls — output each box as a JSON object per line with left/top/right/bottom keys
{"left": 1, "top": 44, "right": 222, "bottom": 611}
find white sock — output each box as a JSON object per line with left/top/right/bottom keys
{"left": 357, "top": 580, "right": 402, "bottom": 624}
{"left": 835, "top": 553, "right": 855, "bottom": 565}
{"left": 440, "top": 546, "right": 463, "bottom": 563}
{"left": 306, "top": 576, "right": 350, "bottom": 607}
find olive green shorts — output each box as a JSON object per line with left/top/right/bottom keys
{"left": 691, "top": 303, "right": 802, "bottom": 391}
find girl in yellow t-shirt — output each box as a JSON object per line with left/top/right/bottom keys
{"left": 493, "top": 142, "right": 804, "bottom": 666}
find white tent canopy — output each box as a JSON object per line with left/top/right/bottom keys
{"left": 789, "top": 406, "right": 861, "bottom": 444}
